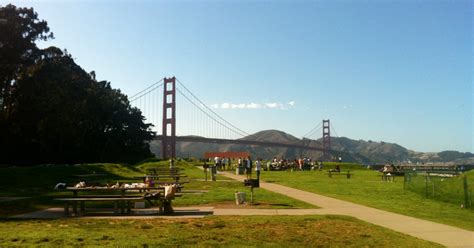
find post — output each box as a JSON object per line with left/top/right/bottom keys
{"left": 464, "top": 175, "right": 469, "bottom": 208}
{"left": 250, "top": 186, "right": 254, "bottom": 204}
{"left": 403, "top": 174, "right": 407, "bottom": 189}
{"left": 425, "top": 176, "right": 428, "bottom": 197}
{"left": 211, "top": 166, "right": 216, "bottom": 181}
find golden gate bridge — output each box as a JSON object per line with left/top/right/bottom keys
{"left": 129, "top": 77, "right": 339, "bottom": 160}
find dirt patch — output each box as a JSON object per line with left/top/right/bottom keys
{"left": 189, "top": 201, "right": 297, "bottom": 209}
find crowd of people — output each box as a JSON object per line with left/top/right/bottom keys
{"left": 204, "top": 156, "right": 331, "bottom": 177}
{"left": 267, "top": 157, "right": 326, "bottom": 171}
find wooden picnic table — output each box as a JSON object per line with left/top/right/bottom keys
{"left": 57, "top": 186, "right": 176, "bottom": 216}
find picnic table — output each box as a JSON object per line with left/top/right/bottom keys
{"left": 328, "top": 170, "right": 353, "bottom": 179}
{"left": 55, "top": 185, "right": 180, "bottom": 216}
{"left": 136, "top": 167, "right": 190, "bottom": 186}
{"left": 134, "top": 174, "right": 189, "bottom": 184}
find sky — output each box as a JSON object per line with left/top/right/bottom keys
{"left": 4, "top": 0, "right": 473, "bottom": 153}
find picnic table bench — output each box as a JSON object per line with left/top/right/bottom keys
{"left": 55, "top": 196, "right": 144, "bottom": 215}
{"left": 381, "top": 173, "right": 395, "bottom": 182}
{"left": 328, "top": 170, "right": 353, "bottom": 179}
{"left": 146, "top": 167, "right": 181, "bottom": 175}
{"left": 55, "top": 186, "right": 181, "bottom": 216}
{"left": 136, "top": 167, "right": 190, "bottom": 187}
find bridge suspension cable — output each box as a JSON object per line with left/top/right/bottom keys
{"left": 330, "top": 122, "right": 339, "bottom": 138}
{"left": 129, "top": 79, "right": 164, "bottom": 102}
{"left": 303, "top": 121, "right": 323, "bottom": 140}
{"left": 176, "top": 78, "right": 250, "bottom": 137}
{"left": 176, "top": 88, "right": 248, "bottom": 138}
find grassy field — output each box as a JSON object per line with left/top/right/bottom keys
{"left": 0, "top": 215, "right": 441, "bottom": 247}
{"left": 259, "top": 164, "right": 474, "bottom": 231}
{"left": 0, "top": 160, "right": 313, "bottom": 217}
{"left": 0, "top": 161, "right": 457, "bottom": 246}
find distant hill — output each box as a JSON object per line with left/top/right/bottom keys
{"left": 149, "top": 130, "right": 474, "bottom": 164}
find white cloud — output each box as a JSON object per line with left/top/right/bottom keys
{"left": 211, "top": 101, "right": 296, "bottom": 110}
{"left": 246, "top": 103, "right": 261, "bottom": 109}
{"left": 221, "top": 103, "right": 231, "bottom": 109}
{"left": 265, "top": 103, "right": 281, "bottom": 109}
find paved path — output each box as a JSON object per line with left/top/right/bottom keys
{"left": 12, "top": 207, "right": 327, "bottom": 219}
{"left": 220, "top": 171, "right": 474, "bottom": 248}
{"left": 11, "top": 207, "right": 214, "bottom": 219}
{"left": 0, "top": 197, "right": 30, "bottom": 202}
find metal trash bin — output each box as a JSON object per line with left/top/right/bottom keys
{"left": 235, "top": 192, "right": 246, "bottom": 205}
{"left": 236, "top": 166, "right": 245, "bottom": 175}
{"left": 244, "top": 179, "right": 260, "bottom": 188}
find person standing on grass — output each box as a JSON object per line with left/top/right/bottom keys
{"left": 222, "top": 157, "right": 227, "bottom": 171}
{"left": 255, "top": 158, "right": 262, "bottom": 180}
{"left": 246, "top": 156, "right": 252, "bottom": 179}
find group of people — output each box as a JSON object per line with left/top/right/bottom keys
{"left": 204, "top": 156, "right": 262, "bottom": 179}
{"left": 268, "top": 157, "right": 325, "bottom": 171}
{"left": 213, "top": 157, "right": 232, "bottom": 171}
{"left": 236, "top": 157, "right": 262, "bottom": 179}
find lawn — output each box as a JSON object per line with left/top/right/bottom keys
{"left": 0, "top": 161, "right": 455, "bottom": 247}
{"left": 259, "top": 165, "right": 474, "bottom": 231}
{"left": 0, "top": 215, "right": 441, "bottom": 247}
{"left": 0, "top": 160, "right": 313, "bottom": 217}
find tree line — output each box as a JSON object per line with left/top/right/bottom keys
{"left": 0, "top": 4, "right": 155, "bottom": 165}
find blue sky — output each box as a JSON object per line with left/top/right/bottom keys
{"left": 6, "top": 0, "right": 473, "bottom": 152}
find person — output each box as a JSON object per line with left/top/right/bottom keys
{"left": 255, "top": 158, "right": 262, "bottom": 180}
{"left": 246, "top": 156, "right": 252, "bottom": 179}
{"left": 169, "top": 158, "right": 174, "bottom": 169}
{"left": 214, "top": 156, "right": 219, "bottom": 168}
{"left": 382, "top": 165, "right": 392, "bottom": 174}
{"left": 333, "top": 165, "right": 340, "bottom": 172}
{"left": 222, "top": 157, "right": 227, "bottom": 171}
{"left": 203, "top": 160, "right": 209, "bottom": 181}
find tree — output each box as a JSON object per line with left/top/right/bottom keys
{"left": 0, "top": 4, "right": 53, "bottom": 114}
{"left": 0, "top": 4, "right": 155, "bottom": 164}
{"left": 4, "top": 50, "right": 155, "bottom": 164}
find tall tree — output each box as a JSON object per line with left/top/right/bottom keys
{"left": 0, "top": 4, "right": 53, "bottom": 114}
{"left": 0, "top": 4, "right": 155, "bottom": 164}
{"left": 6, "top": 50, "right": 155, "bottom": 164}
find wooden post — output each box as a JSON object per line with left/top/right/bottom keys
{"left": 425, "top": 176, "right": 429, "bottom": 197}
{"left": 250, "top": 187, "right": 254, "bottom": 204}
{"left": 464, "top": 175, "right": 469, "bottom": 209}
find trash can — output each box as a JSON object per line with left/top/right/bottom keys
{"left": 244, "top": 179, "right": 260, "bottom": 188}
{"left": 236, "top": 166, "right": 245, "bottom": 175}
{"left": 235, "top": 192, "right": 246, "bottom": 205}
{"left": 211, "top": 166, "right": 217, "bottom": 181}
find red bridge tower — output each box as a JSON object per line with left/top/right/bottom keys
{"left": 162, "top": 77, "right": 176, "bottom": 159}
{"left": 322, "top": 119, "right": 331, "bottom": 161}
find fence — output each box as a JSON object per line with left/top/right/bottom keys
{"left": 404, "top": 172, "right": 472, "bottom": 209}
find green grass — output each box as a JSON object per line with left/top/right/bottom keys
{"left": 260, "top": 167, "right": 474, "bottom": 231}
{"left": 0, "top": 215, "right": 441, "bottom": 247}
{"left": 0, "top": 161, "right": 313, "bottom": 217}
{"left": 405, "top": 171, "right": 473, "bottom": 208}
